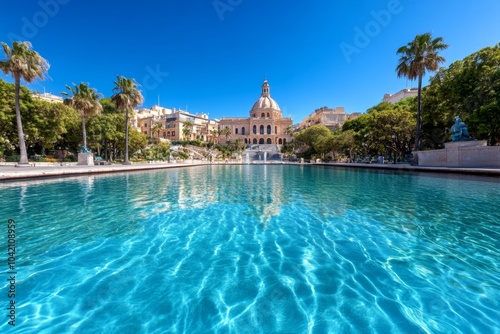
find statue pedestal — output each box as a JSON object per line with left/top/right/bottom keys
{"left": 77, "top": 153, "right": 94, "bottom": 166}
{"left": 414, "top": 140, "right": 500, "bottom": 168}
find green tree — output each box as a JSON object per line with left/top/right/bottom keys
{"left": 0, "top": 41, "right": 49, "bottom": 165}
{"left": 210, "top": 128, "right": 220, "bottom": 144}
{"left": 152, "top": 122, "right": 163, "bottom": 139}
{"left": 62, "top": 83, "right": 102, "bottom": 150}
{"left": 367, "top": 102, "right": 416, "bottom": 161}
{"left": 294, "top": 125, "right": 335, "bottom": 159}
{"left": 221, "top": 126, "right": 231, "bottom": 143}
{"left": 396, "top": 33, "right": 448, "bottom": 150}
{"left": 111, "top": 76, "right": 144, "bottom": 164}
{"left": 422, "top": 43, "right": 500, "bottom": 145}
{"left": 182, "top": 120, "right": 193, "bottom": 140}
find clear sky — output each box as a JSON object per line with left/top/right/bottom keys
{"left": 1, "top": 0, "right": 499, "bottom": 123}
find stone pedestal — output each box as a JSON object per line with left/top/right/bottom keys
{"left": 414, "top": 140, "right": 500, "bottom": 168}
{"left": 77, "top": 153, "right": 94, "bottom": 166}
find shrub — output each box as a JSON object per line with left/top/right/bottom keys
{"left": 45, "top": 158, "right": 58, "bottom": 163}
{"left": 63, "top": 155, "right": 76, "bottom": 162}
{"left": 5, "top": 154, "right": 20, "bottom": 162}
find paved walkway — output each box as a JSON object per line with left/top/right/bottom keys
{"left": 0, "top": 162, "right": 208, "bottom": 181}
{"left": 1, "top": 161, "right": 499, "bottom": 181}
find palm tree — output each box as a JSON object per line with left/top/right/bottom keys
{"left": 221, "top": 126, "right": 231, "bottom": 144}
{"left": 0, "top": 41, "right": 49, "bottom": 166}
{"left": 152, "top": 122, "right": 163, "bottom": 139}
{"left": 396, "top": 33, "right": 448, "bottom": 150}
{"left": 62, "top": 83, "right": 102, "bottom": 151}
{"left": 182, "top": 120, "right": 194, "bottom": 140}
{"left": 111, "top": 76, "right": 144, "bottom": 164}
{"left": 211, "top": 129, "right": 220, "bottom": 144}
{"left": 284, "top": 125, "right": 294, "bottom": 136}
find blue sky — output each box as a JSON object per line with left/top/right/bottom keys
{"left": 1, "top": 0, "right": 499, "bottom": 123}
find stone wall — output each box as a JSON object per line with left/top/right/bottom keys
{"left": 415, "top": 141, "right": 500, "bottom": 168}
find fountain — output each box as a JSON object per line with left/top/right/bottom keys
{"left": 263, "top": 152, "right": 267, "bottom": 163}
{"left": 245, "top": 153, "right": 250, "bottom": 164}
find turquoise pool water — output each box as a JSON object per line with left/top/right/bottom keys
{"left": 1, "top": 165, "right": 499, "bottom": 333}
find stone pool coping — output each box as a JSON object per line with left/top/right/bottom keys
{"left": 318, "top": 162, "right": 500, "bottom": 177}
{"left": 0, "top": 161, "right": 209, "bottom": 181}
{"left": 1, "top": 161, "right": 499, "bottom": 181}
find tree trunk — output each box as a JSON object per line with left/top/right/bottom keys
{"left": 124, "top": 107, "right": 130, "bottom": 164}
{"left": 82, "top": 115, "right": 87, "bottom": 148}
{"left": 14, "top": 76, "right": 29, "bottom": 165}
{"left": 415, "top": 73, "right": 423, "bottom": 151}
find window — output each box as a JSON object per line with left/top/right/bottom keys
{"left": 267, "top": 113, "right": 270, "bottom": 117}
{"left": 172, "top": 131, "right": 175, "bottom": 136}
{"left": 267, "top": 138, "right": 272, "bottom": 144}
{"left": 242, "top": 127, "right": 246, "bottom": 135}
{"left": 253, "top": 114, "right": 256, "bottom": 117}
{"left": 259, "top": 138, "right": 264, "bottom": 144}
{"left": 144, "top": 123, "right": 148, "bottom": 128}
{"left": 261, "top": 113, "right": 265, "bottom": 117}
{"left": 279, "top": 138, "right": 283, "bottom": 144}
{"left": 275, "top": 126, "right": 277, "bottom": 134}
{"left": 283, "top": 138, "right": 286, "bottom": 144}
{"left": 235, "top": 128, "right": 238, "bottom": 135}
{"left": 167, "top": 131, "right": 170, "bottom": 136}
{"left": 143, "top": 131, "right": 147, "bottom": 134}
{"left": 244, "top": 138, "right": 248, "bottom": 144}
{"left": 253, "top": 125, "right": 257, "bottom": 134}
{"left": 267, "top": 125, "right": 271, "bottom": 134}
{"left": 163, "top": 132, "right": 166, "bottom": 138}
{"left": 260, "top": 125, "right": 264, "bottom": 134}
{"left": 253, "top": 138, "right": 257, "bottom": 144}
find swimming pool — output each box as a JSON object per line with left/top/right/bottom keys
{"left": 1, "top": 165, "right": 499, "bottom": 333}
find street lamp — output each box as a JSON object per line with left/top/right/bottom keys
{"left": 392, "top": 134, "right": 397, "bottom": 164}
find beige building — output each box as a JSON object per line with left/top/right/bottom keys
{"left": 299, "top": 106, "right": 360, "bottom": 131}
{"left": 33, "top": 92, "right": 63, "bottom": 103}
{"left": 383, "top": 88, "right": 418, "bottom": 104}
{"left": 133, "top": 106, "right": 219, "bottom": 142}
{"left": 219, "top": 80, "right": 293, "bottom": 145}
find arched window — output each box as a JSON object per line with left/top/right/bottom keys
{"left": 235, "top": 128, "right": 238, "bottom": 135}
{"left": 267, "top": 113, "right": 270, "bottom": 117}
{"left": 244, "top": 138, "right": 247, "bottom": 144}
{"left": 275, "top": 126, "right": 277, "bottom": 134}
{"left": 253, "top": 138, "right": 257, "bottom": 144}
{"left": 167, "top": 131, "right": 170, "bottom": 136}
{"left": 267, "top": 138, "right": 272, "bottom": 144}
{"left": 260, "top": 125, "right": 264, "bottom": 134}
{"left": 242, "top": 127, "right": 245, "bottom": 135}
{"left": 279, "top": 138, "right": 283, "bottom": 144}
{"left": 267, "top": 125, "right": 271, "bottom": 134}
{"left": 253, "top": 114, "right": 256, "bottom": 117}
{"left": 253, "top": 125, "right": 257, "bottom": 134}
{"left": 259, "top": 138, "right": 264, "bottom": 144}
{"left": 163, "top": 132, "right": 166, "bottom": 138}
{"left": 283, "top": 138, "right": 286, "bottom": 144}
{"left": 261, "top": 113, "right": 265, "bottom": 117}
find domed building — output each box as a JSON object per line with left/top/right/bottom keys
{"left": 219, "top": 80, "right": 293, "bottom": 145}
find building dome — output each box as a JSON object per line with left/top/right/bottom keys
{"left": 251, "top": 96, "right": 281, "bottom": 111}
{"left": 250, "top": 80, "right": 281, "bottom": 111}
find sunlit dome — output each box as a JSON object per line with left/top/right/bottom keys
{"left": 250, "top": 80, "right": 281, "bottom": 112}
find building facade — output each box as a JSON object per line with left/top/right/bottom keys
{"left": 219, "top": 80, "right": 293, "bottom": 145}
{"left": 133, "top": 106, "right": 219, "bottom": 142}
{"left": 382, "top": 88, "right": 418, "bottom": 104}
{"left": 299, "top": 106, "right": 360, "bottom": 131}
